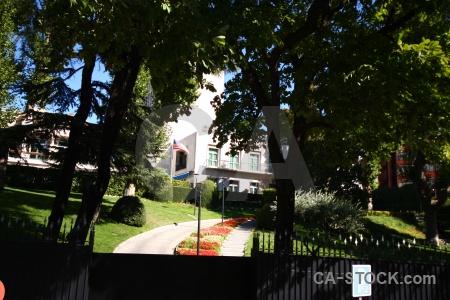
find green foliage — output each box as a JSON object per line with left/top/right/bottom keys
{"left": 6, "top": 165, "right": 61, "bottom": 191}
{"left": 255, "top": 202, "right": 276, "bottom": 230}
{"left": 294, "top": 190, "right": 364, "bottom": 234}
{"left": 172, "top": 186, "right": 193, "bottom": 203}
{"left": 199, "top": 180, "right": 216, "bottom": 209}
{"left": 372, "top": 184, "right": 421, "bottom": 212}
{"left": 172, "top": 180, "right": 191, "bottom": 188}
{"left": 0, "top": 0, "right": 18, "bottom": 127}
{"left": 262, "top": 188, "right": 277, "bottom": 204}
{"left": 110, "top": 196, "right": 147, "bottom": 227}
{"left": 145, "top": 182, "right": 173, "bottom": 202}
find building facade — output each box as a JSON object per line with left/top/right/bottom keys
{"left": 159, "top": 73, "right": 274, "bottom": 194}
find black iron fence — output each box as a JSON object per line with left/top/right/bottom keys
{"left": 252, "top": 231, "right": 450, "bottom": 300}
{"left": 0, "top": 214, "right": 94, "bottom": 300}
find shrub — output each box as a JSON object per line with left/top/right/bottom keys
{"left": 198, "top": 180, "right": 216, "bottom": 208}
{"left": 262, "top": 188, "right": 277, "bottom": 204}
{"left": 372, "top": 184, "right": 421, "bottom": 211}
{"left": 294, "top": 190, "right": 364, "bottom": 234}
{"left": 145, "top": 182, "right": 173, "bottom": 202}
{"left": 172, "top": 180, "right": 191, "bottom": 188}
{"left": 255, "top": 202, "right": 276, "bottom": 230}
{"left": 172, "top": 186, "right": 193, "bottom": 203}
{"left": 110, "top": 196, "right": 147, "bottom": 227}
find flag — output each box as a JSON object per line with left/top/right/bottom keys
{"left": 173, "top": 139, "right": 189, "bottom": 154}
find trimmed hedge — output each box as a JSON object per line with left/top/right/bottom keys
{"left": 262, "top": 188, "right": 277, "bottom": 204}
{"left": 372, "top": 184, "right": 421, "bottom": 211}
{"left": 110, "top": 196, "right": 147, "bottom": 227}
{"left": 144, "top": 182, "right": 173, "bottom": 202}
{"left": 173, "top": 186, "right": 194, "bottom": 203}
{"left": 172, "top": 180, "right": 191, "bottom": 188}
{"left": 6, "top": 165, "right": 61, "bottom": 191}
{"left": 199, "top": 180, "right": 216, "bottom": 208}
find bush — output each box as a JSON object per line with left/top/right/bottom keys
{"left": 173, "top": 186, "right": 193, "bottom": 203}
{"left": 144, "top": 182, "right": 173, "bottom": 202}
{"left": 294, "top": 190, "right": 364, "bottom": 234}
{"left": 198, "top": 180, "right": 216, "bottom": 208}
{"left": 6, "top": 165, "right": 61, "bottom": 190}
{"left": 372, "top": 184, "right": 421, "bottom": 211}
{"left": 255, "top": 202, "right": 276, "bottom": 230}
{"left": 110, "top": 196, "right": 147, "bottom": 227}
{"left": 262, "top": 188, "right": 277, "bottom": 204}
{"left": 172, "top": 180, "right": 191, "bottom": 188}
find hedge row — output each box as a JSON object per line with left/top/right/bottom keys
{"left": 372, "top": 184, "right": 421, "bottom": 211}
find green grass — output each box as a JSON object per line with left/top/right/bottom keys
{"left": 0, "top": 187, "right": 256, "bottom": 253}
{"left": 244, "top": 214, "right": 448, "bottom": 258}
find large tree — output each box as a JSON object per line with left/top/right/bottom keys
{"left": 0, "top": 0, "right": 20, "bottom": 191}
{"left": 210, "top": 0, "right": 450, "bottom": 250}
{"left": 23, "top": 0, "right": 229, "bottom": 243}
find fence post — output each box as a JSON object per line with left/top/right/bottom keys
{"left": 88, "top": 224, "right": 95, "bottom": 252}
{"left": 252, "top": 233, "right": 260, "bottom": 257}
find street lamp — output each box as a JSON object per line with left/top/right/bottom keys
{"left": 220, "top": 177, "right": 227, "bottom": 226}
{"left": 195, "top": 182, "right": 204, "bottom": 256}
{"left": 193, "top": 173, "right": 199, "bottom": 216}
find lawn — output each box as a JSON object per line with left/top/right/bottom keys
{"left": 244, "top": 211, "right": 448, "bottom": 258}
{"left": 0, "top": 187, "right": 255, "bottom": 253}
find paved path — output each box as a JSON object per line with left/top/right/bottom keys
{"left": 220, "top": 219, "right": 256, "bottom": 256}
{"left": 114, "top": 219, "right": 222, "bottom": 255}
{"left": 114, "top": 218, "right": 256, "bottom": 256}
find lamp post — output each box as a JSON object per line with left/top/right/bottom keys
{"left": 195, "top": 182, "right": 203, "bottom": 256}
{"left": 193, "top": 173, "right": 199, "bottom": 216}
{"left": 221, "top": 177, "right": 226, "bottom": 226}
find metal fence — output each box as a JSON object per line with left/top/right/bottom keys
{"left": 252, "top": 231, "right": 450, "bottom": 300}
{"left": 0, "top": 214, "right": 94, "bottom": 300}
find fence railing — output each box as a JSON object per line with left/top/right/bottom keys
{"left": 252, "top": 230, "right": 450, "bottom": 263}
{"left": 0, "top": 214, "right": 94, "bottom": 299}
{"left": 251, "top": 231, "right": 450, "bottom": 300}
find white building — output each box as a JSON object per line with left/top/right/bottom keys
{"left": 159, "top": 73, "right": 274, "bottom": 194}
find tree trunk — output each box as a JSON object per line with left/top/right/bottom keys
{"left": 44, "top": 59, "right": 95, "bottom": 242}
{"left": 410, "top": 150, "right": 447, "bottom": 245}
{"left": 424, "top": 204, "right": 439, "bottom": 245}
{"left": 274, "top": 179, "right": 296, "bottom": 253}
{"left": 69, "top": 48, "right": 142, "bottom": 245}
{"left": 0, "top": 146, "right": 8, "bottom": 191}
{"left": 123, "top": 182, "right": 136, "bottom": 196}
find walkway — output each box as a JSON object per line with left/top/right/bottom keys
{"left": 114, "top": 218, "right": 256, "bottom": 256}
{"left": 114, "top": 219, "right": 222, "bottom": 255}
{"left": 220, "top": 219, "right": 256, "bottom": 256}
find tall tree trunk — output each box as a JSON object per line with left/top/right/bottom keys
{"left": 44, "top": 59, "right": 95, "bottom": 241}
{"left": 0, "top": 146, "right": 8, "bottom": 191}
{"left": 69, "top": 48, "right": 142, "bottom": 245}
{"left": 410, "top": 150, "right": 447, "bottom": 245}
{"left": 274, "top": 179, "right": 296, "bottom": 253}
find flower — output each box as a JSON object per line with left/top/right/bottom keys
{"left": 176, "top": 217, "right": 253, "bottom": 256}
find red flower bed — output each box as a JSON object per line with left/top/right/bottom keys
{"left": 176, "top": 216, "right": 254, "bottom": 256}
{"left": 178, "top": 240, "right": 221, "bottom": 251}
{"left": 176, "top": 248, "right": 219, "bottom": 256}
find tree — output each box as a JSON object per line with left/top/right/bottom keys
{"left": 0, "top": 0, "right": 20, "bottom": 191}
{"left": 25, "top": 0, "right": 229, "bottom": 244}
{"left": 209, "top": 0, "right": 450, "bottom": 251}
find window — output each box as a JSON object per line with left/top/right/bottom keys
{"left": 250, "top": 182, "right": 259, "bottom": 194}
{"left": 208, "top": 148, "right": 218, "bottom": 167}
{"left": 30, "top": 139, "right": 46, "bottom": 159}
{"left": 228, "top": 180, "right": 239, "bottom": 192}
{"left": 229, "top": 154, "right": 239, "bottom": 170}
{"left": 249, "top": 153, "right": 259, "bottom": 171}
{"left": 176, "top": 152, "right": 187, "bottom": 171}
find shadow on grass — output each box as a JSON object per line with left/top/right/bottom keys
{"left": 362, "top": 218, "right": 420, "bottom": 240}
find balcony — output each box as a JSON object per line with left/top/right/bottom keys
{"left": 204, "top": 159, "right": 273, "bottom": 174}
